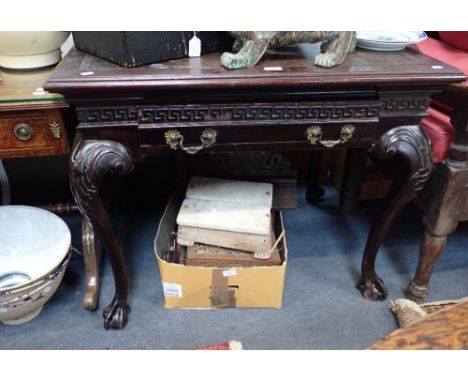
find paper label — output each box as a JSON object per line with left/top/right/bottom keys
{"left": 32, "top": 87, "right": 46, "bottom": 96}
{"left": 162, "top": 282, "right": 183, "bottom": 298}
{"left": 223, "top": 269, "right": 237, "bottom": 277}
{"left": 189, "top": 35, "right": 201, "bottom": 57}
{"left": 263, "top": 66, "right": 283, "bottom": 71}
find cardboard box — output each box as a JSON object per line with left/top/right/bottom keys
{"left": 154, "top": 186, "right": 287, "bottom": 309}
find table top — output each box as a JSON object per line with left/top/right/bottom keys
{"left": 44, "top": 45, "right": 466, "bottom": 96}
{"left": 0, "top": 67, "right": 65, "bottom": 109}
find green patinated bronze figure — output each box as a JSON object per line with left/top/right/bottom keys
{"left": 221, "top": 31, "right": 356, "bottom": 69}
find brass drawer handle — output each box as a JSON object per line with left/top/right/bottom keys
{"left": 306, "top": 124, "right": 355, "bottom": 148}
{"left": 14, "top": 123, "right": 34, "bottom": 141}
{"left": 164, "top": 129, "right": 217, "bottom": 154}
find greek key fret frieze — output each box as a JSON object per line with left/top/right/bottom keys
{"left": 137, "top": 104, "right": 380, "bottom": 123}
{"left": 77, "top": 104, "right": 380, "bottom": 124}
{"left": 381, "top": 97, "right": 430, "bottom": 113}
{"left": 77, "top": 107, "right": 139, "bottom": 123}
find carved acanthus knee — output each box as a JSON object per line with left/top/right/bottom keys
{"left": 70, "top": 139, "right": 135, "bottom": 221}
{"left": 374, "top": 125, "right": 432, "bottom": 197}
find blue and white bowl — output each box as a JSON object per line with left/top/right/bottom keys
{"left": 0, "top": 206, "right": 71, "bottom": 325}
{"left": 356, "top": 31, "right": 427, "bottom": 51}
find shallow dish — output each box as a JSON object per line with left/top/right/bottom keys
{"left": 356, "top": 31, "right": 427, "bottom": 51}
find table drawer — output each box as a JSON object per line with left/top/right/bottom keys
{"left": 139, "top": 121, "right": 378, "bottom": 155}
{"left": 136, "top": 101, "right": 380, "bottom": 155}
{"left": 0, "top": 110, "right": 69, "bottom": 158}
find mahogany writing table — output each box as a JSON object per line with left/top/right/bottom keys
{"left": 45, "top": 45, "right": 465, "bottom": 329}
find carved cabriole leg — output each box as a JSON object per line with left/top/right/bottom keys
{"left": 70, "top": 138, "right": 135, "bottom": 329}
{"left": 82, "top": 217, "right": 101, "bottom": 310}
{"left": 358, "top": 125, "right": 432, "bottom": 300}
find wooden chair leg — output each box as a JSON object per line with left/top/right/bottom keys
{"left": 405, "top": 160, "right": 466, "bottom": 303}
{"left": 408, "top": 85, "right": 468, "bottom": 303}
{"left": 406, "top": 231, "right": 447, "bottom": 303}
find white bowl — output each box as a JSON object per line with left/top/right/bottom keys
{"left": 0, "top": 254, "right": 70, "bottom": 324}
{"left": 0, "top": 31, "right": 70, "bottom": 70}
{"left": 0, "top": 206, "right": 71, "bottom": 325}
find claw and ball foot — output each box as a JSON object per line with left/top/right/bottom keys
{"left": 103, "top": 297, "right": 131, "bottom": 330}
{"left": 357, "top": 277, "right": 388, "bottom": 301}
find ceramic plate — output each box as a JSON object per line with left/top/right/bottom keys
{"left": 356, "top": 31, "right": 427, "bottom": 51}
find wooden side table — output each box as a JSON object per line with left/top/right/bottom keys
{"left": 0, "top": 68, "right": 100, "bottom": 311}
{"left": 45, "top": 46, "right": 465, "bottom": 330}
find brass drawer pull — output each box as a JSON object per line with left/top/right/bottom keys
{"left": 306, "top": 124, "right": 355, "bottom": 148}
{"left": 14, "top": 123, "right": 34, "bottom": 141}
{"left": 164, "top": 129, "right": 217, "bottom": 154}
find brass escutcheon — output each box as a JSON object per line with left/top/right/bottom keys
{"left": 306, "top": 124, "right": 355, "bottom": 148}
{"left": 14, "top": 123, "right": 34, "bottom": 141}
{"left": 164, "top": 129, "right": 217, "bottom": 154}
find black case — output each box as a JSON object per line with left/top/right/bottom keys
{"left": 72, "top": 32, "right": 234, "bottom": 67}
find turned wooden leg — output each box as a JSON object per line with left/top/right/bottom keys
{"left": 406, "top": 232, "right": 447, "bottom": 303}
{"left": 407, "top": 86, "right": 468, "bottom": 303}
{"left": 406, "top": 154, "right": 468, "bottom": 302}
{"left": 70, "top": 137, "right": 135, "bottom": 329}
{"left": 357, "top": 125, "right": 432, "bottom": 300}
{"left": 306, "top": 151, "right": 324, "bottom": 203}
{"left": 82, "top": 217, "right": 102, "bottom": 310}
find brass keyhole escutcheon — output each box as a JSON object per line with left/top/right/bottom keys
{"left": 14, "top": 123, "right": 34, "bottom": 141}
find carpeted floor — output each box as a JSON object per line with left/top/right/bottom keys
{"left": 1, "top": 184, "right": 467, "bottom": 349}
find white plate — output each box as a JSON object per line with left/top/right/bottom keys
{"left": 356, "top": 31, "right": 427, "bottom": 51}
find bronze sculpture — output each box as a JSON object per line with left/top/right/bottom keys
{"left": 221, "top": 31, "right": 356, "bottom": 69}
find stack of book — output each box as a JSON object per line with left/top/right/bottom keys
{"left": 173, "top": 177, "right": 283, "bottom": 267}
